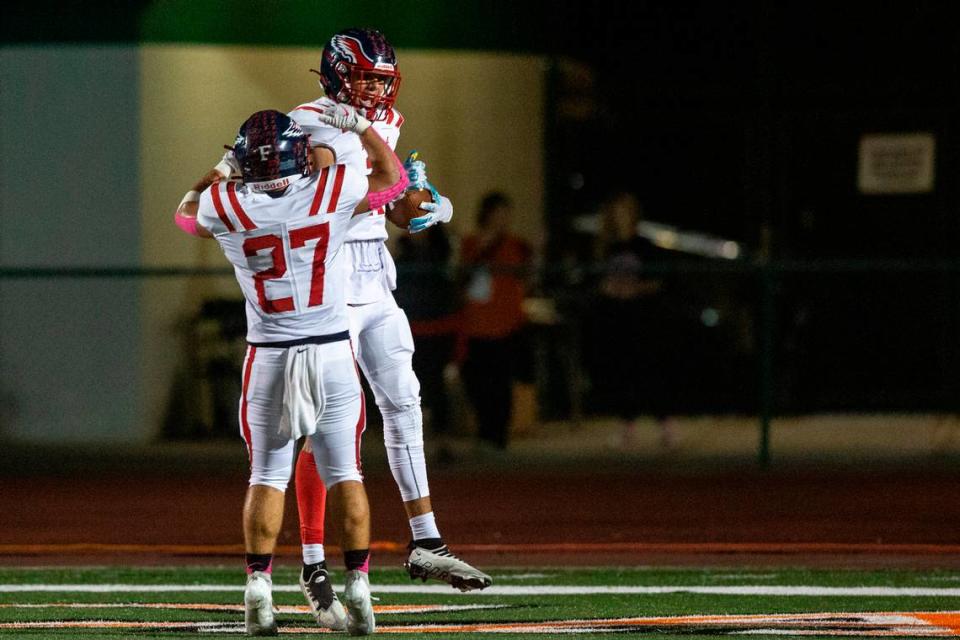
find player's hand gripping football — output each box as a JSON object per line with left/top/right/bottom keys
{"left": 316, "top": 103, "right": 371, "bottom": 135}
{"left": 404, "top": 151, "right": 453, "bottom": 234}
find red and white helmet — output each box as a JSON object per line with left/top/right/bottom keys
{"left": 318, "top": 28, "right": 401, "bottom": 121}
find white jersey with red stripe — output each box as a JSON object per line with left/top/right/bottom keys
{"left": 289, "top": 97, "right": 404, "bottom": 304}
{"left": 290, "top": 98, "right": 404, "bottom": 203}
{"left": 197, "top": 165, "right": 366, "bottom": 344}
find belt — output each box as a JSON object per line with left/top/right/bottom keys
{"left": 248, "top": 330, "right": 350, "bottom": 348}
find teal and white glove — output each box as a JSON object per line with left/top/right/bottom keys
{"left": 317, "top": 103, "right": 371, "bottom": 134}
{"left": 409, "top": 194, "right": 453, "bottom": 234}
{"left": 403, "top": 150, "right": 452, "bottom": 234}
{"left": 404, "top": 150, "right": 430, "bottom": 188}
{"left": 404, "top": 150, "right": 441, "bottom": 200}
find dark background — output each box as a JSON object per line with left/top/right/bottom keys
{"left": 6, "top": 0, "right": 960, "bottom": 415}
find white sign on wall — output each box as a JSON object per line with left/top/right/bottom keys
{"left": 857, "top": 132, "right": 936, "bottom": 195}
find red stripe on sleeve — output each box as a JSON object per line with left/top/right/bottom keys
{"left": 385, "top": 110, "right": 394, "bottom": 125}
{"left": 210, "top": 183, "right": 236, "bottom": 232}
{"left": 227, "top": 182, "right": 257, "bottom": 230}
{"left": 326, "top": 165, "right": 346, "bottom": 213}
{"left": 396, "top": 113, "right": 404, "bottom": 128}
{"left": 240, "top": 346, "right": 257, "bottom": 465}
{"left": 295, "top": 105, "right": 324, "bottom": 113}
{"left": 308, "top": 167, "right": 331, "bottom": 216}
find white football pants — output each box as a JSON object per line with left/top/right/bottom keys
{"left": 348, "top": 295, "right": 429, "bottom": 502}
{"left": 239, "top": 341, "right": 365, "bottom": 492}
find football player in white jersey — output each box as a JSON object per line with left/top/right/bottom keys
{"left": 174, "top": 105, "right": 408, "bottom": 636}
{"left": 286, "top": 28, "right": 491, "bottom": 627}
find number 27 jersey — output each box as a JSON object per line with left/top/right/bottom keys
{"left": 196, "top": 164, "right": 367, "bottom": 344}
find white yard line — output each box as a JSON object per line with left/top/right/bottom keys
{"left": 2, "top": 584, "right": 960, "bottom": 596}
{"left": 0, "top": 602, "right": 507, "bottom": 614}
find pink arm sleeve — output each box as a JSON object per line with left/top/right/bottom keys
{"left": 174, "top": 210, "right": 203, "bottom": 236}
{"left": 365, "top": 155, "right": 410, "bottom": 210}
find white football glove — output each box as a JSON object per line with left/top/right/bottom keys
{"left": 408, "top": 194, "right": 453, "bottom": 234}
{"left": 213, "top": 150, "right": 241, "bottom": 180}
{"left": 316, "top": 103, "right": 371, "bottom": 134}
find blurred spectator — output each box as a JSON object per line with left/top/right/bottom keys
{"left": 393, "top": 225, "right": 459, "bottom": 454}
{"left": 458, "top": 192, "right": 533, "bottom": 450}
{"left": 585, "top": 191, "right": 676, "bottom": 449}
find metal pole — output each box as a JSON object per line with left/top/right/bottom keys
{"left": 758, "top": 263, "right": 774, "bottom": 466}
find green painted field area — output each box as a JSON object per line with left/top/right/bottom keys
{"left": 3, "top": 565, "right": 960, "bottom": 638}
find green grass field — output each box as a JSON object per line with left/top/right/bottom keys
{"left": 3, "top": 565, "right": 960, "bottom": 638}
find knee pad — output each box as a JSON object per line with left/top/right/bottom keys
{"left": 248, "top": 466, "right": 292, "bottom": 493}
{"left": 320, "top": 466, "right": 364, "bottom": 488}
{"left": 308, "top": 412, "right": 365, "bottom": 489}
{"left": 247, "top": 441, "right": 294, "bottom": 493}
{"left": 382, "top": 403, "right": 423, "bottom": 450}
{"left": 382, "top": 404, "right": 430, "bottom": 501}
{"left": 370, "top": 359, "right": 422, "bottom": 413}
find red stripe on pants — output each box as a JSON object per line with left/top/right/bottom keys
{"left": 350, "top": 343, "right": 366, "bottom": 476}
{"left": 354, "top": 392, "right": 366, "bottom": 476}
{"left": 240, "top": 346, "right": 257, "bottom": 464}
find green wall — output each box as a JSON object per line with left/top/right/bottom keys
{"left": 0, "top": 46, "right": 142, "bottom": 442}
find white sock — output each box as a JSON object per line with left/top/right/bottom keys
{"left": 302, "top": 543, "right": 325, "bottom": 565}
{"left": 409, "top": 512, "right": 441, "bottom": 541}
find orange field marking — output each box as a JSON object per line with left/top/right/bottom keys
{"left": 917, "top": 613, "right": 960, "bottom": 634}
{"left": 4, "top": 541, "right": 960, "bottom": 556}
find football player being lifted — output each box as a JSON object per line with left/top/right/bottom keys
{"left": 175, "top": 105, "right": 409, "bottom": 636}
{"left": 286, "top": 28, "right": 491, "bottom": 629}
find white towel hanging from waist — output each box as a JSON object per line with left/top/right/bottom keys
{"left": 279, "top": 344, "right": 325, "bottom": 440}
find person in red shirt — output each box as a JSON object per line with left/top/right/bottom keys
{"left": 458, "top": 192, "right": 532, "bottom": 449}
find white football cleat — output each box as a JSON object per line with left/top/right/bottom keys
{"left": 405, "top": 543, "right": 493, "bottom": 592}
{"left": 244, "top": 571, "right": 278, "bottom": 636}
{"left": 342, "top": 569, "right": 376, "bottom": 636}
{"left": 299, "top": 564, "right": 347, "bottom": 630}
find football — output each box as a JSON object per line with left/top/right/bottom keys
{"left": 386, "top": 188, "right": 433, "bottom": 229}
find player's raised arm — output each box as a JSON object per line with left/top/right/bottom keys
{"left": 173, "top": 190, "right": 214, "bottom": 238}
{"left": 315, "top": 103, "right": 407, "bottom": 215}
{"left": 173, "top": 150, "right": 242, "bottom": 239}
{"left": 186, "top": 151, "right": 242, "bottom": 195}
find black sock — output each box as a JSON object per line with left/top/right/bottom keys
{"left": 413, "top": 537, "right": 444, "bottom": 550}
{"left": 245, "top": 553, "right": 273, "bottom": 574}
{"left": 344, "top": 548, "right": 370, "bottom": 571}
{"left": 302, "top": 559, "right": 327, "bottom": 580}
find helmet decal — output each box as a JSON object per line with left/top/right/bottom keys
{"left": 329, "top": 34, "right": 361, "bottom": 65}
{"left": 281, "top": 119, "right": 305, "bottom": 139}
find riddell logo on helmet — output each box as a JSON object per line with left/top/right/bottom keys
{"left": 374, "top": 62, "right": 395, "bottom": 71}
{"left": 249, "top": 177, "right": 291, "bottom": 193}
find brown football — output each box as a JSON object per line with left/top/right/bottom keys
{"left": 386, "top": 189, "right": 433, "bottom": 229}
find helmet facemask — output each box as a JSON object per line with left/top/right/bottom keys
{"left": 343, "top": 67, "right": 401, "bottom": 121}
